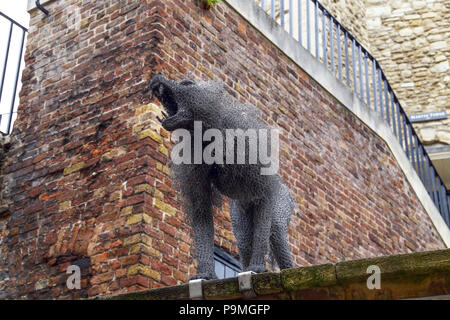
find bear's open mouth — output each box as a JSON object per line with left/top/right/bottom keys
{"left": 153, "top": 84, "right": 178, "bottom": 118}
{"left": 149, "top": 73, "right": 179, "bottom": 119}
{"left": 159, "top": 87, "right": 178, "bottom": 117}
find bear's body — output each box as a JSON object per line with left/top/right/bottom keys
{"left": 150, "top": 73, "right": 294, "bottom": 279}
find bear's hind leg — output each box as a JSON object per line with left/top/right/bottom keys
{"left": 269, "top": 226, "right": 294, "bottom": 270}
{"left": 230, "top": 200, "right": 253, "bottom": 271}
{"left": 269, "top": 184, "right": 294, "bottom": 270}
{"left": 245, "top": 197, "right": 275, "bottom": 273}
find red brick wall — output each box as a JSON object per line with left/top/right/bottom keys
{"left": 0, "top": 0, "right": 444, "bottom": 299}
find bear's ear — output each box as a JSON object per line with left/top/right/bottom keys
{"left": 178, "top": 79, "right": 196, "bottom": 86}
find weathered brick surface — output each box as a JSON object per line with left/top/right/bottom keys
{"left": 0, "top": 0, "right": 445, "bottom": 299}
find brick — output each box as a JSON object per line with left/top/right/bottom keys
{"left": 135, "top": 103, "right": 161, "bottom": 116}
{"left": 120, "top": 206, "right": 133, "bottom": 216}
{"left": 102, "top": 147, "right": 127, "bottom": 161}
{"left": 157, "top": 144, "right": 168, "bottom": 157}
{"left": 126, "top": 213, "right": 152, "bottom": 226}
{"left": 154, "top": 188, "right": 164, "bottom": 200}
{"left": 142, "top": 246, "right": 162, "bottom": 259}
{"left": 129, "top": 244, "right": 142, "bottom": 255}
{"left": 134, "top": 184, "right": 154, "bottom": 195}
{"left": 91, "top": 272, "right": 115, "bottom": 285}
{"left": 109, "top": 191, "right": 122, "bottom": 202}
{"left": 154, "top": 199, "right": 176, "bottom": 216}
{"left": 138, "top": 129, "right": 163, "bottom": 143}
{"left": 139, "top": 266, "right": 161, "bottom": 281}
{"left": 63, "top": 162, "right": 85, "bottom": 176}
{"left": 127, "top": 264, "right": 161, "bottom": 281}
{"left": 123, "top": 234, "right": 141, "bottom": 247}
{"left": 59, "top": 201, "right": 71, "bottom": 211}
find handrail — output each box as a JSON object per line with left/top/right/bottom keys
{"left": 0, "top": 12, "right": 28, "bottom": 31}
{"left": 0, "top": 11, "right": 27, "bottom": 135}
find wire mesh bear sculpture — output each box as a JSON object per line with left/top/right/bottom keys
{"left": 149, "top": 73, "right": 294, "bottom": 280}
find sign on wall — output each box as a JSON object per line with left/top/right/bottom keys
{"left": 409, "top": 111, "right": 447, "bottom": 123}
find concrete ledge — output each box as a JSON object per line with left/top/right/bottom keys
{"left": 224, "top": 0, "right": 450, "bottom": 246}
{"left": 99, "top": 249, "right": 450, "bottom": 300}
{"left": 281, "top": 264, "right": 336, "bottom": 291}
{"left": 27, "top": 0, "right": 55, "bottom": 12}
{"left": 105, "top": 283, "right": 191, "bottom": 300}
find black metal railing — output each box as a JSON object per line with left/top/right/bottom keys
{"left": 0, "top": 11, "right": 27, "bottom": 135}
{"left": 256, "top": 0, "right": 450, "bottom": 227}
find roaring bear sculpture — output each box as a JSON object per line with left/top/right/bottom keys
{"left": 149, "top": 73, "right": 294, "bottom": 280}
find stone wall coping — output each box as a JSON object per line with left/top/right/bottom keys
{"left": 99, "top": 248, "right": 450, "bottom": 300}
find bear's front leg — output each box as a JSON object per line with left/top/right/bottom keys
{"left": 189, "top": 206, "right": 216, "bottom": 280}
{"left": 181, "top": 168, "right": 217, "bottom": 280}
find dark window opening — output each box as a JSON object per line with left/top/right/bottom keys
{"left": 213, "top": 247, "right": 241, "bottom": 279}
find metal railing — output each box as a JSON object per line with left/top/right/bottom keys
{"left": 256, "top": 0, "right": 450, "bottom": 227}
{"left": 0, "top": 11, "right": 27, "bottom": 135}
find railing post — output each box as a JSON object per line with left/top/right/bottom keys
{"left": 402, "top": 113, "right": 410, "bottom": 159}
{"left": 337, "top": 24, "right": 342, "bottom": 80}
{"left": 306, "top": 0, "right": 311, "bottom": 52}
{"left": 413, "top": 135, "right": 422, "bottom": 182}
{"left": 344, "top": 31, "right": 349, "bottom": 86}
{"left": 378, "top": 68, "right": 384, "bottom": 119}
{"left": 424, "top": 156, "right": 434, "bottom": 200}
{"left": 364, "top": 52, "right": 369, "bottom": 106}
{"left": 407, "top": 125, "right": 415, "bottom": 170}
{"left": 384, "top": 78, "right": 390, "bottom": 127}
{"left": 439, "top": 183, "right": 449, "bottom": 224}
{"left": 271, "top": 0, "right": 275, "bottom": 19}
{"left": 419, "top": 145, "right": 428, "bottom": 190}
{"left": 298, "top": 0, "right": 302, "bottom": 45}
{"left": 390, "top": 89, "right": 397, "bottom": 138}
{"left": 372, "top": 59, "right": 377, "bottom": 112}
{"left": 289, "top": 0, "right": 293, "bottom": 35}
{"left": 322, "top": 10, "right": 327, "bottom": 67}
{"left": 315, "top": 1, "right": 319, "bottom": 59}
{"left": 447, "top": 193, "right": 450, "bottom": 225}
{"left": 396, "top": 100, "right": 403, "bottom": 149}
{"left": 430, "top": 166, "right": 439, "bottom": 206}
{"left": 0, "top": 22, "right": 13, "bottom": 103}
{"left": 351, "top": 38, "right": 356, "bottom": 92}
{"left": 330, "top": 15, "right": 334, "bottom": 74}
{"left": 358, "top": 45, "right": 363, "bottom": 101}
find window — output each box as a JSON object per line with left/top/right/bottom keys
{"left": 213, "top": 247, "right": 242, "bottom": 279}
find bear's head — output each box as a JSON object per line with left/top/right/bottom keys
{"left": 149, "top": 73, "right": 224, "bottom": 131}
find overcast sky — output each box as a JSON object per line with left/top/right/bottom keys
{"left": 0, "top": 0, "right": 30, "bottom": 133}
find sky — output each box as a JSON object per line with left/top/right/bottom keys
{"left": 0, "top": 0, "right": 30, "bottom": 134}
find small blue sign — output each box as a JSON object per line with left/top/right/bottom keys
{"left": 409, "top": 111, "right": 447, "bottom": 123}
